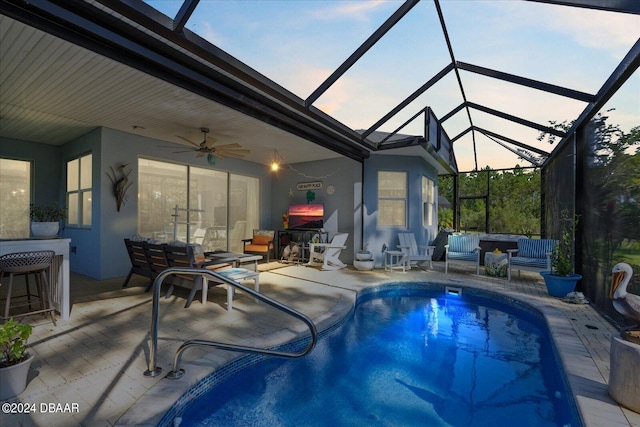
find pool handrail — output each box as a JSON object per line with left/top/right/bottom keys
{"left": 144, "top": 266, "right": 318, "bottom": 379}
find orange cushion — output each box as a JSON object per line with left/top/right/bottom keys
{"left": 244, "top": 244, "right": 269, "bottom": 252}
{"left": 252, "top": 235, "right": 271, "bottom": 245}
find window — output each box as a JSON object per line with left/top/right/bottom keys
{"left": 422, "top": 176, "right": 435, "bottom": 227}
{"left": 0, "top": 158, "right": 31, "bottom": 238}
{"left": 138, "top": 158, "right": 259, "bottom": 251}
{"left": 67, "top": 154, "right": 92, "bottom": 226}
{"left": 378, "top": 171, "right": 407, "bottom": 227}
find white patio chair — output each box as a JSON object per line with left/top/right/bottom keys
{"left": 307, "top": 233, "right": 349, "bottom": 270}
{"left": 398, "top": 233, "right": 435, "bottom": 269}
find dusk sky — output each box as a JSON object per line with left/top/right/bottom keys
{"left": 145, "top": 1, "right": 640, "bottom": 171}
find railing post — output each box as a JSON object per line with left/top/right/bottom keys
{"left": 144, "top": 270, "right": 171, "bottom": 377}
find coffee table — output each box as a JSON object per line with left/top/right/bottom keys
{"left": 206, "top": 252, "right": 262, "bottom": 271}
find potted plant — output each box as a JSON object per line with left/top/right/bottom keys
{"left": 356, "top": 243, "right": 373, "bottom": 261}
{"left": 540, "top": 212, "right": 582, "bottom": 297}
{"left": 29, "top": 203, "right": 67, "bottom": 238}
{"left": 354, "top": 243, "right": 374, "bottom": 271}
{"left": 0, "top": 318, "right": 34, "bottom": 400}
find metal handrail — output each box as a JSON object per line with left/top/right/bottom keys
{"left": 144, "top": 267, "right": 318, "bottom": 379}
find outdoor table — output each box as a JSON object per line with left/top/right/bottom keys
{"left": 206, "top": 251, "right": 263, "bottom": 271}
{"left": 384, "top": 250, "right": 407, "bottom": 272}
{"left": 200, "top": 267, "right": 260, "bottom": 311}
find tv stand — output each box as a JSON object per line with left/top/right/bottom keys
{"left": 276, "top": 229, "right": 328, "bottom": 263}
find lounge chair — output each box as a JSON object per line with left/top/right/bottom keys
{"left": 397, "top": 233, "right": 435, "bottom": 269}
{"left": 445, "top": 234, "right": 481, "bottom": 275}
{"left": 507, "top": 238, "right": 556, "bottom": 281}
{"left": 307, "top": 233, "right": 349, "bottom": 270}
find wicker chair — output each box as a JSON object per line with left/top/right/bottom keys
{"left": 0, "top": 250, "right": 57, "bottom": 325}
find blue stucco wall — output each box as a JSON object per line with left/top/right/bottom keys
{"left": 362, "top": 154, "right": 439, "bottom": 267}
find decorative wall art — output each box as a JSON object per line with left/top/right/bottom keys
{"left": 306, "top": 190, "right": 316, "bottom": 203}
{"left": 106, "top": 163, "right": 133, "bottom": 212}
{"left": 297, "top": 181, "right": 322, "bottom": 191}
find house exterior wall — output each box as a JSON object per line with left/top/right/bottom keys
{"left": 363, "top": 154, "right": 439, "bottom": 267}
{"left": 269, "top": 157, "right": 362, "bottom": 264}
{"left": 2, "top": 132, "right": 440, "bottom": 277}
{"left": 2, "top": 127, "right": 272, "bottom": 280}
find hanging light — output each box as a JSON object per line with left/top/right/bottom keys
{"left": 270, "top": 149, "right": 280, "bottom": 171}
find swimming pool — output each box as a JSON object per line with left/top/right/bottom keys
{"left": 163, "top": 284, "right": 582, "bottom": 426}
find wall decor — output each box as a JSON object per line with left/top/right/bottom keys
{"left": 297, "top": 181, "right": 322, "bottom": 191}
{"left": 106, "top": 163, "right": 133, "bottom": 212}
{"left": 306, "top": 190, "right": 316, "bottom": 203}
{"left": 326, "top": 185, "right": 335, "bottom": 195}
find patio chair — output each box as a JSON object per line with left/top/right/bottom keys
{"left": 307, "top": 233, "right": 349, "bottom": 270}
{"left": 242, "top": 229, "right": 275, "bottom": 263}
{"left": 397, "top": 233, "right": 435, "bottom": 269}
{"left": 507, "top": 238, "right": 556, "bottom": 281}
{"left": 122, "top": 238, "right": 152, "bottom": 288}
{"left": 445, "top": 234, "right": 481, "bottom": 275}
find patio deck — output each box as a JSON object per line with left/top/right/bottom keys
{"left": 1, "top": 262, "right": 638, "bottom": 427}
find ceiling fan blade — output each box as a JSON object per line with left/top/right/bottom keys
{"left": 211, "top": 143, "right": 241, "bottom": 150}
{"left": 204, "top": 136, "right": 217, "bottom": 148}
{"left": 211, "top": 152, "right": 226, "bottom": 160}
{"left": 172, "top": 149, "right": 196, "bottom": 153}
{"left": 196, "top": 151, "right": 205, "bottom": 158}
{"left": 218, "top": 151, "right": 246, "bottom": 159}
{"left": 219, "top": 148, "right": 250, "bottom": 155}
{"left": 175, "top": 135, "right": 201, "bottom": 148}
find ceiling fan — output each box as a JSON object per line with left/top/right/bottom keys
{"left": 171, "top": 127, "right": 250, "bottom": 160}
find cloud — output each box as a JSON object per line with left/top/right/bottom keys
{"left": 196, "top": 20, "right": 224, "bottom": 47}
{"left": 312, "top": 0, "right": 391, "bottom": 21}
{"left": 547, "top": 8, "right": 640, "bottom": 56}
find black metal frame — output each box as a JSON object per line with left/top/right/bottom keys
{"left": 1, "top": 0, "right": 637, "bottom": 168}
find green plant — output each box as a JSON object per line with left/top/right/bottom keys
{"left": 29, "top": 203, "right": 67, "bottom": 222}
{"left": 0, "top": 318, "right": 33, "bottom": 368}
{"left": 552, "top": 212, "right": 579, "bottom": 276}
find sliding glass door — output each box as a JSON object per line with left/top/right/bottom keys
{"left": 138, "top": 158, "right": 259, "bottom": 252}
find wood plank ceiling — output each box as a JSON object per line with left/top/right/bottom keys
{"left": 0, "top": 15, "right": 347, "bottom": 166}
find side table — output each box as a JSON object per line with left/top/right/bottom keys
{"left": 385, "top": 250, "right": 407, "bottom": 272}
{"left": 485, "top": 252, "right": 508, "bottom": 277}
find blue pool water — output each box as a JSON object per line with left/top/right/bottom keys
{"left": 175, "top": 286, "right": 581, "bottom": 426}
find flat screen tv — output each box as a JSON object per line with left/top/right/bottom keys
{"left": 288, "top": 203, "right": 324, "bottom": 229}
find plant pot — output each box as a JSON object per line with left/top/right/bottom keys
{"left": 540, "top": 271, "right": 582, "bottom": 297}
{"left": 31, "top": 222, "right": 59, "bottom": 238}
{"left": 0, "top": 353, "right": 34, "bottom": 400}
{"left": 353, "top": 260, "right": 375, "bottom": 271}
{"left": 356, "top": 251, "right": 373, "bottom": 261}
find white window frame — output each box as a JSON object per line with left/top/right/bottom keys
{"left": 422, "top": 175, "right": 435, "bottom": 228}
{"left": 377, "top": 170, "right": 407, "bottom": 228}
{"left": 66, "top": 153, "right": 92, "bottom": 227}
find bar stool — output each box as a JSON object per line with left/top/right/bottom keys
{"left": 0, "top": 250, "right": 57, "bottom": 325}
